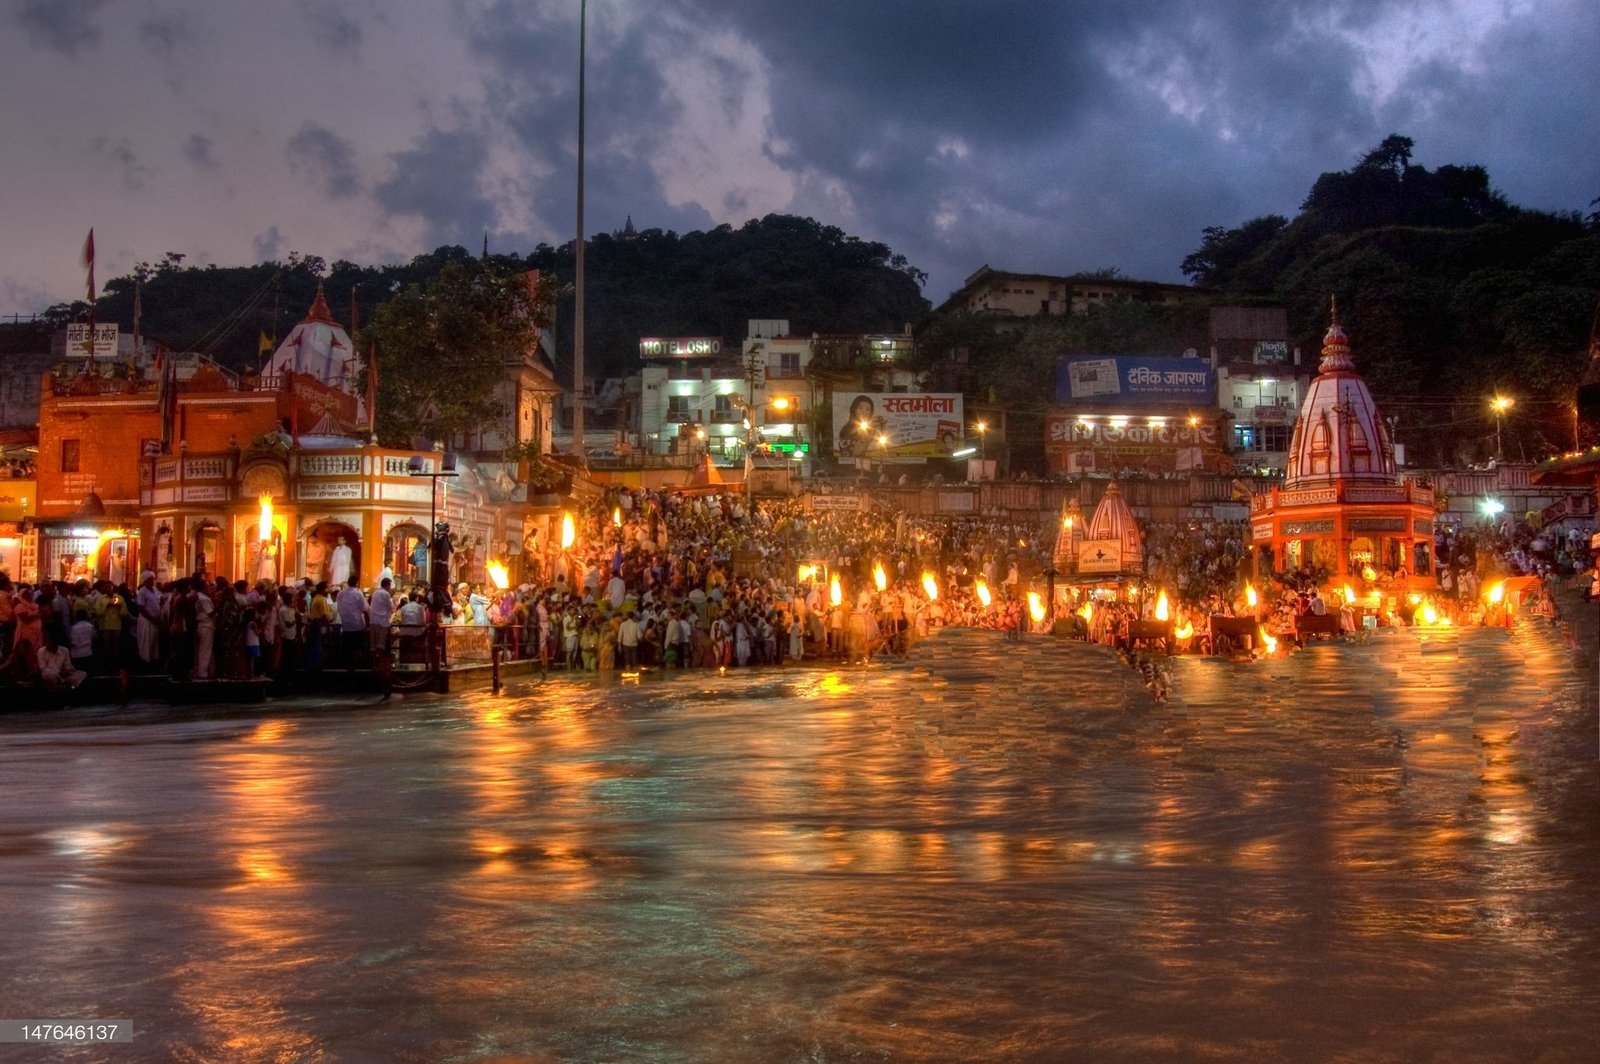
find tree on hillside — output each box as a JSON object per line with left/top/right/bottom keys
{"left": 1181, "top": 134, "right": 1597, "bottom": 464}
{"left": 359, "top": 260, "right": 558, "bottom": 449}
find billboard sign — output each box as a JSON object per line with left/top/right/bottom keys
{"left": 832, "top": 392, "right": 964, "bottom": 458}
{"left": 640, "top": 336, "right": 723, "bottom": 359}
{"left": 64, "top": 323, "right": 118, "bottom": 358}
{"left": 1057, "top": 355, "right": 1213, "bottom": 405}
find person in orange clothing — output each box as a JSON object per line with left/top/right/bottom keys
{"left": 13, "top": 587, "right": 43, "bottom": 656}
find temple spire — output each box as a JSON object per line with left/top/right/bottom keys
{"left": 304, "top": 281, "right": 336, "bottom": 324}
{"left": 1318, "top": 296, "right": 1355, "bottom": 373}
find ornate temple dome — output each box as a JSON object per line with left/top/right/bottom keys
{"left": 265, "top": 283, "right": 357, "bottom": 392}
{"left": 1283, "top": 302, "right": 1397, "bottom": 490}
{"left": 1085, "top": 481, "right": 1142, "bottom": 571}
{"left": 1053, "top": 497, "right": 1084, "bottom": 570}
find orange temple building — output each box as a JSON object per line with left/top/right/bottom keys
{"left": 1249, "top": 304, "right": 1436, "bottom": 586}
{"left": 33, "top": 288, "right": 536, "bottom": 589}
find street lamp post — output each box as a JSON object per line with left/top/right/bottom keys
{"left": 1491, "top": 395, "right": 1514, "bottom": 460}
{"left": 408, "top": 452, "right": 458, "bottom": 606}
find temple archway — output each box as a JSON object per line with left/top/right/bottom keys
{"left": 304, "top": 519, "right": 360, "bottom": 587}
{"left": 384, "top": 521, "right": 429, "bottom": 588}
{"left": 190, "top": 520, "right": 222, "bottom": 582}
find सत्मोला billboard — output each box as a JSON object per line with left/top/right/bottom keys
{"left": 1057, "top": 355, "right": 1214, "bottom": 405}
{"left": 832, "top": 392, "right": 965, "bottom": 459}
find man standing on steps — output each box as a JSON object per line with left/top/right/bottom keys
{"left": 619, "top": 611, "right": 642, "bottom": 670}
{"left": 335, "top": 575, "right": 368, "bottom": 668}
{"left": 369, "top": 577, "right": 395, "bottom": 696}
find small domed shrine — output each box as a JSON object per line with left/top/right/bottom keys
{"left": 1051, "top": 496, "right": 1085, "bottom": 571}
{"left": 1075, "top": 481, "right": 1143, "bottom": 575}
{"left": 266, "top": 282, "right": 358, "bottom": 392}
{"left": 1249, "top": 302, "right": 1436, "bottom": 584}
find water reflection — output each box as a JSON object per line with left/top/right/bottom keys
{"left": 1, "top": 621, "right": 1598, "bottom": 1061}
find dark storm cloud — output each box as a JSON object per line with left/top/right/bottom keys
{"left": 459, "top": 0, "right": 703, "bottom": 244}
{"left": 138, "top": 10, "right": 194, "bottom": 63}
{"left": 183, "top": 133, "right": 218, "bottom": 170}
{"left": 372, "top": 128, "right": 494, "bottom": 249}
{"left": 286, "top": 122, "right": 362, "bottom": 199}
{"left": 655, "top": 0, "right": 1592, "bottom": 296}
{"left": 253, "top": 224, "right": 287, "bottom": 262}
{"left": 299, "top": 0, "right": 362, "bottom": 52}
{"left": 1373, "top": 10, "right": 1600, "bottom": 215}
{"left": 13, "top": 0, "right": 110, "bottom": 56}
{"left": 688, "top": 0, "right": 1383, "bottom": 286}
{"left": 90, "top": 136, "right": 151, "bottom": 191}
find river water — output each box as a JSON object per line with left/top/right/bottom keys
{"left": 3, "top": 621, "right": 1599, "bottom": 1062}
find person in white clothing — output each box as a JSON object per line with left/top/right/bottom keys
{"left": 135, "top": 571, "right": 163, "bottom": 666}
{"left": 335, "top": 576, "right": 368, "bottom": 666}
{"left": 329, "top": 537, "right": 354, "bottom": 586}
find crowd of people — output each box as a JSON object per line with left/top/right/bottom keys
{"left": 0, "top": 488, "right": 1589, "bottom": 697}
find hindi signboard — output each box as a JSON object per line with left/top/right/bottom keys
{"left": 1057, "top": 355, "right": 1214, "bottom": 406}
{"left": 64, "top": 323, "right": 118, "bottom": 358}
{"left": 809, "top": 493, "right": 865, "bottom": 512}
{"left": 1077, "top": 539, "right": 1124, "bottom": 575}
{"left": 832, "top": 392, "right": 964, "bottom": 458}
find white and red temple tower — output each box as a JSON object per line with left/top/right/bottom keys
{"left": 1249, "top": 302, "right": 1436, "bottom": 585}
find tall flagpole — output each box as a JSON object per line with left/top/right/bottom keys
{"left": 572, "top": 0, "right": 587, "bottom": 466}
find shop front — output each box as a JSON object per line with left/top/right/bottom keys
{"left": 31, "top": 521, "right": 142, "bottom": 586}
{"left": 1045, "top": 410, "right": 1229, "bottom": 476}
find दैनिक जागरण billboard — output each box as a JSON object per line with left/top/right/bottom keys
{"left": 1056, "top": 355, "right": 1214, "bottom": 406}
{"left": 832, "top": 392, "right": 965, "bottom": 459}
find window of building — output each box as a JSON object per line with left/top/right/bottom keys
{"left": 667, "top": 395, "right": 692, "bottom": 420}
{"left": 1234, "top": 424, "right": 1294, "bottom": 453}
{"left": 61, "top": 439, "right": 80, "bottom": 472}
{"left": 712, "top": 394, "right": 736, "bottom": 422}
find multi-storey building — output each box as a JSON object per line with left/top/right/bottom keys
{"left": 936, "top": 265, "right": 1196, "bottom": 319}
{"left": 1210, "top": 306, "right": 1313, "bottom": 473}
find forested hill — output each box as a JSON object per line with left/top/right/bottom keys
{"left": 1181, "top": 134, "right": 1600, "bottom": 463}
{"left": 53, "top": 214, "right": 931, "bottom": 381}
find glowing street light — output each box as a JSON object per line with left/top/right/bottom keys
{"left": 1491, "top": 395, "right": 1515, "bottom": 459}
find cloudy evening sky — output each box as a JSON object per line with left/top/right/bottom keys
{"left": 2, "top": 0, "right": 1596, "bottom": 317}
